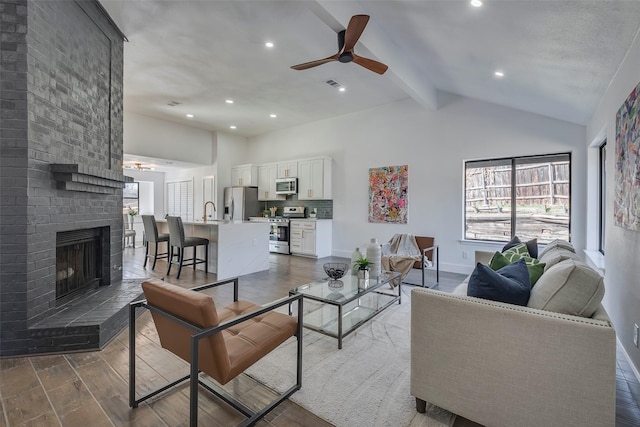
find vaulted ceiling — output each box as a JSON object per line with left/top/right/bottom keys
{"left": 100, "top": 0, "right": 640, "bottom": 139}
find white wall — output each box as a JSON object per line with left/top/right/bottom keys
{"left": 215, "top": 131, "right": 250, "bottom": 189}
{"left": 248, "top": 94, "right": 586, "bottom": 273}
{"left": 124, "top": 111, "right": 215, "bottom": 165}
{"left": 587, "top": 29, "right": 640, "bottom": 375}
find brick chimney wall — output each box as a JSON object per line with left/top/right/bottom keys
{"left": 0, "top": 0, "right": 125, "bottom": 356}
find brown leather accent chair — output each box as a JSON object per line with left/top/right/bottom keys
{"left": 129, "top": 278, "right": 303, "bottom": 427}
{"left": 413, "top": 236, "right": 439, "bottom": 287}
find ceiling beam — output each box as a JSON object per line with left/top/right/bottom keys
{"left": 311, "top": 0, "right": 439, "bottom": 110}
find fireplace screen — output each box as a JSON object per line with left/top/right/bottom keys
{"left": 56, "top": 229, "right": 103, "bottom": 301}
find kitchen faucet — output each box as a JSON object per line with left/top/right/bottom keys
{"left": 203, "top": 201, "right": 216, "bottom": 222}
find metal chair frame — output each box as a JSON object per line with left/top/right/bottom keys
{"left": 129, "top": 277, "right": 304, "bottom": 427}
{"left": 419, "top": 245, "right": 439, "bottom": 288}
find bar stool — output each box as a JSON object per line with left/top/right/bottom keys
{"left": 166, "top": 216, "right": 209, "bottom": 279}
{"left": 141, "top": 215, "right": 170, "bottom": 270}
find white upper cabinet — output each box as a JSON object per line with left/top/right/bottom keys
{"left": 277, "top": 161, "right": 298, "bottom": 178}
{"left": 257, "top": 164, "right": 282, "bottom": 201}
{"left": 231, "top": 164, "right": 258, "bottom": 186}
{"left": 297, "top": 158, "right": 332, "bottom": 200}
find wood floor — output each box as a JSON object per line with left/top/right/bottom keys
{"left": 1, "top": 247, "right": 639, "bottom": 426}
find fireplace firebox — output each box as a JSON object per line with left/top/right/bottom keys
{"left": 56, "top": 228, "right": 108, "bottom": 303}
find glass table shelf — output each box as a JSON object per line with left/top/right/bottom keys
{"left": 289, "top": 271, "right": 401, "bottom": 349}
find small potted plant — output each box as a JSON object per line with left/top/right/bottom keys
{"left": 309, "top": 208, "right": 317, "bottom": 218}
{"left": 353, "top": 257, "right": 371, "bottom": 283}
{"left": 263, "top": 209, "right": 271, "bottom": 218}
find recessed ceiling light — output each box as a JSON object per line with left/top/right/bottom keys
{"left": 230, "top": 125, "right": 236, "bottom": 129}
{"left": 270, "top": 114, "right": 277, "bottom": 118}
{"left": 338, "top": 87, "right": 346, "bottom": 92}
{"left": 265, "top": 41, "right": 274, "bottom": 48}
{"left": 225, "top": 99, "right": 234, "bottom": 104}
{"left": 186, "top": 114, "right": 194, "bottom": 118}
{"left": 471, "top": 0, "right": 483, "bottom": 7}
{"left": 494, "top": 71, "right": 504, "bottom": 78}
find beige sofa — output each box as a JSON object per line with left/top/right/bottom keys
{"left": 410, "top": 244, "right": 616, "bottom": 427}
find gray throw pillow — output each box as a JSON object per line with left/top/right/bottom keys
{"left": 527, "top": 259, "right": 604, "bottom": 317}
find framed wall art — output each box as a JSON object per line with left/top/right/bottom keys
{"left": 614, "top": 80, "right": 640, "bottom": 231}
{"left": 368, "top": 165, "right": 408, "bottom": 223}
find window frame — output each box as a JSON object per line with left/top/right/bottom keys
{"left": 464, "top": 152, "right": 572, "bottom": 243}
{"left": 598, "top": 141, "right": 606, "bottom": 254}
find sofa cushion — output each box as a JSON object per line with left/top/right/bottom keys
{"left": 540, "top": 239, "right": 575, "bottom": 255}
{"left": 527, "top": 259, "right": 604, "bottom": 317}
{"left": 489, "top": 251, "right": 546, "bottom": 286}
{"left": 467, "top": 259, "right": 531, "bottom": 306}
{"left": 502, "top": 236, "right": 538, "bottom": 258}
{"left": 539, "top": 246, "right": 581, "bottom": 271}
{"left": 452, "top": 282, "right": 468, "bottom": 295}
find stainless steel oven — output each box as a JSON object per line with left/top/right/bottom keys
{"left": 268, "top": 221, "right": 290, "bottom": 254}
{"left": 249, "top": 217, "right": 290, "bottom": 254}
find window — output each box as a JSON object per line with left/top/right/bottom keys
{"left": 166, "top": 180, "right": 194, "bottom": 221}
{"left": 599, "top": 142, "right": 606, "bottom": 254}
{"left": 465, "top": 153, "right": 571, "bottom": 244}
{"left": 123, "top": 182, "right": 139, "bottom": 215}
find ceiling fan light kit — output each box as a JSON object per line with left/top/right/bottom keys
{"left": 291, "top": 14, "right": 388, "bottom": 75}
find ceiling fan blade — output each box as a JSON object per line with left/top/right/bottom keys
{"left": 352, "top": 54, "right": 388, "bottom": 75}
{"left": 343, "top": 15, "right": 370, "bottom": 53}
{"left": 291, "top": 53, "right": 339, "bottom": 70}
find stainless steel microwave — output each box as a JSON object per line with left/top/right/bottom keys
{"left": 275, "top": 177, "right": 297, "bottom": 195}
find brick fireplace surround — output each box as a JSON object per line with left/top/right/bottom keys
{"left": 0, "top": 0, "right": 129, "bottom": 356}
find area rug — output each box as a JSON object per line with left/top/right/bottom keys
{"left": 245, "top": 286, "right": 456, "bottom": 427}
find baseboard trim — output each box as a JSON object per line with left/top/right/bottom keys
{"left": 617, "top": 336, "right": 640, "bottom": 384}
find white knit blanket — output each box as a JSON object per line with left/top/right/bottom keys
{"left": 387, "top": 233, "right": 420, "bottom": 257}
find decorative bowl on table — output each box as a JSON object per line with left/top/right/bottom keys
{"left": 323, "top": 262, "right": 348, "bottom": 280}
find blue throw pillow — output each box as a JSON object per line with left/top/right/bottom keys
{"left": 467, "top": 258, "right": 531, "bottom": 306}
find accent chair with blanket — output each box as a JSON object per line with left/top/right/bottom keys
{"left": 381, "top": 234, "right": 439, "bottom": 287}
{"left": 410, "top": 239, "right": 616, "bottom": 427}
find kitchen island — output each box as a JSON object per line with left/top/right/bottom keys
{"left": 157, "top": 219, "right": 270, "bottom": 279}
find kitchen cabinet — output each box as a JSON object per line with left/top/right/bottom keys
{"left": 277, "top": 161, "right": 298, "bottom": 178}
{"left": 298, "top": 158, "right": 332, "bottom": 200}
{"left": 290, "top": 219, "right": 332, "bottom": 258}
{"left": 257, "top": 164, "right": 282, "bottom": 201}
{"left": 231, "top": 164, "right": 258, "bottom": 186}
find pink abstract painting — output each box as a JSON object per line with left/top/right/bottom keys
{"left": 368, "top": 165, "right": 408, "bottom": 223}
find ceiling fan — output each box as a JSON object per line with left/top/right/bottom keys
{"left": 291, "top": 14, "right": 388, "bottom": 75}
{"left": 124, "top": 162, "right": 153, "bottom": 171}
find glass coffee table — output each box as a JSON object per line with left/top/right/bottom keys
{"left": 289, "top": 271, "right": 402, "bottom": 349}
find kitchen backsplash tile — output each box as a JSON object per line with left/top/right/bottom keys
{"left": 261, "top": 199, "right": 333, "bottom": 219}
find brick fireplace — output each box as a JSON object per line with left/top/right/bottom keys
{"left": 0, "top": 0, "right": 127, "bottom": 356}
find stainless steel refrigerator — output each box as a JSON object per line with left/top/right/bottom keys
{"left": 223, "top": 186, "right": 259, "bottom": 220}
